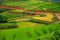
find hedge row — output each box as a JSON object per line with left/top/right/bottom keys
{"left": 0, "top": 23, "right": 18, "bottom": 29}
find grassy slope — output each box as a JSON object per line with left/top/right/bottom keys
{"left": 0, "top": 1, "right": 60, "bottom": 40}
{"left": 0, "top": 23, "right": 60, "bottom": 40}
{"left": 17, "top": 22, "right": 44, "bottom": 28}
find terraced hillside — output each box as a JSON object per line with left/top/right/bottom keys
{"left": 0, "top": 1, "right": 60, "bottom": 40}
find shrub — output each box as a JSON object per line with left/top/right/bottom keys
{"left": 29, "top": 18, "right": 52, "bottom": 25}
{"left": 0, "top": 23, "right": 18, "bottom": 29}
{"left": 0, "top": 8, "right": 9, "bottom": 13}
{"left": 0, "top": 14, "right": 8, "bottom": 23}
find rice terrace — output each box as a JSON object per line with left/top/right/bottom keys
{"left": 0, "top": 0, "right": 60, "bottom": 40}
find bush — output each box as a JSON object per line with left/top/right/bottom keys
{"left": 0, "top": 23, "right": 18, "bottom": 29}
{"left": 29, "top": 18, "right": 52, "bottom": 25}
{"left": 0, "top": 14, "right": 8, "bottom": 23}
{"left": 0, "top": 8, "right": 9, "bottom": 13}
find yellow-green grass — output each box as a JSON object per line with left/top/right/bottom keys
{"left": 17, "top": 22, "right": 44, "bottom": 28}
{"left": 32, "top": 13, "right": 54, "bottom": 22}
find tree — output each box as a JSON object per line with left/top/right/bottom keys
{"left": 0, "top": 0, "right": 3, "bottom": 6}
{"left": 0, "top": 15, "right": 8, "bottom": 23}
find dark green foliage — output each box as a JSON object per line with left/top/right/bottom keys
{"left": 0, "top": 23, "right": 18, "bottom": 29}
{"left": 39, "top": 14, "right": 47, "bottom": 17}
{"left": 29, "top": 18, "right": 51, "bottom": 25}
{"left": 0, "top": 8, "right": 10, "bottom": 13}
{"left": 0, "top": 0, "right": 3, "bottom": 6}
{"left": 0, "top": 9, "right": 5, "bottom": 13}
{"left": 0, "top": 15, "right": 8, "bottom": 23}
